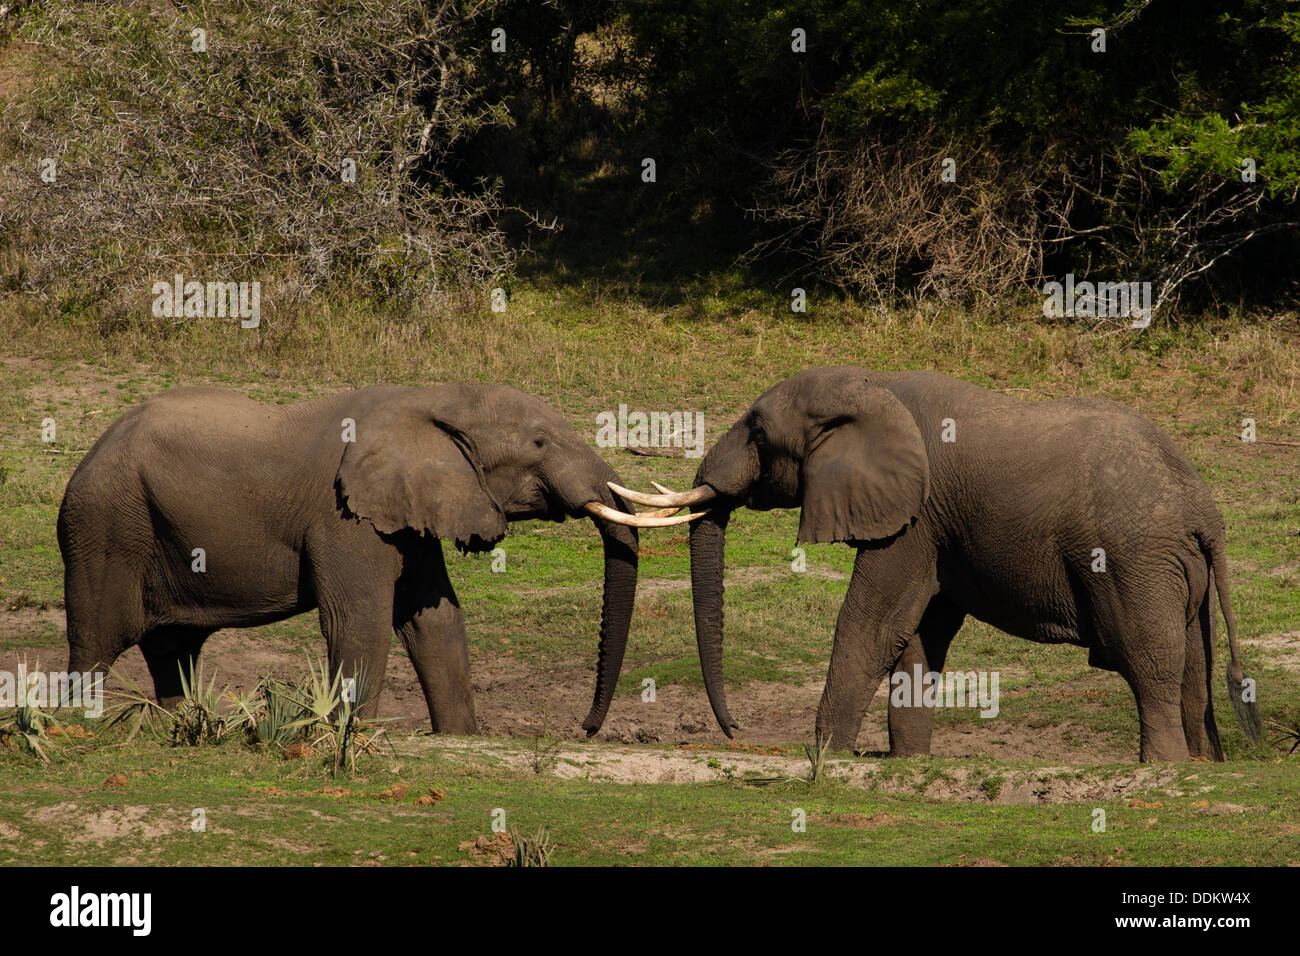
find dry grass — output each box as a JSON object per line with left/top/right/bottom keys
{"left": 3, "top": 286, "right": 1298, "bottom": 447}
{"left": 752, "top": 124, "right": 1050, "bottom": 308}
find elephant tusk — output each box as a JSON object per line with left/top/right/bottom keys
{"left": 644, "top": 506, "right": 686, "bottom": 518}
{"left": 584, "top": 501, "right": 707, "bottom": 527}
{"left": 606, "top": 480, "right": 717, "bottom": 509}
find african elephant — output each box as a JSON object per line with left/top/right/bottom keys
{"left": 612, "top": 367, "right": 1262, "bottom": 762}
{"left": 58, "top": 384, "right": 685, "bottom": 734}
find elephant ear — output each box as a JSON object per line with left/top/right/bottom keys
{"left": 335, "top": 397, "right": 506, "bottom": 552}
{"left": 797, "top": 383, "right": 929, "bottom": 544}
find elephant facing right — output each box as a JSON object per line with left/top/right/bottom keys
{"left": 615, "top": 367, "right": 1265, "bottom": 762}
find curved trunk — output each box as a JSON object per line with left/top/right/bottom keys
{"left": 581, "top": 520, "right": 639, "bottom": 735}
{"left": 690, "top": 507, "right": 738, "bottom": 735}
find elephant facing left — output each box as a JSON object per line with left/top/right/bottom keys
{"left": 57, "top": 384, "right": 685, "bottom": 735}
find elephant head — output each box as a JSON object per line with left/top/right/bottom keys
{"left": 335, "top": 383, "right": 696, "bottom": 734}
{"left": 609, "top": 368, "right": 929, "bottom": 735}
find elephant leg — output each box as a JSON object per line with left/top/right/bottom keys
{"left": 306, "top": 529, "right": 400, "bottom": 720}
{"left": 1085, "top": 570, "right": 1190, "bottom": 762}
{"left": 140, "top": 627, "right": 211, "bottom": 709}
{"left": 815, "top": 544, "right": 937, "bottom": 754}
{"left": 1181, "top": 596, "right": 1223, "bottom": 760}
{"left": 1129, "top": 674, "right": 1190, "bottom": 762}
{"left": 887, "top": 596, "right": 965, "bottom": 757}
{"left": 393, "top": 546, "right": 477, "bottom": 735}
{"left": 64, "top": 559, "right": 146, "bottom": 684}
{"left": 317, "top": 588, "right": 394, "bottom": 722}
{"left": 1113, "top": 626, "right": 1189, "bottom": 762}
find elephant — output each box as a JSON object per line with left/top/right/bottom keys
{"left": 58, "top": 384, "right": 689, "bottom": 735}
{"left": 612, "top": 367, "right": 1263, "bottom": 762}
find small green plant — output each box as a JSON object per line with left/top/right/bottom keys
{"left": 804, "top": 733, "right": 833, "bottom": 783}
{"left": 508, "top": 826, "right": 553, "bottom": 867}
{"left": 979, "top": 774, "right": 1005, "bottom": 801}
{"left": 228, "top": 677, "right": 308, "bottom": 749}
{"left": 169, "top": 661, "right": 228, "bottom": 746}
{"left": 284, "top": 655, "right": 392, "bottom": 776}
{"left": 916, "top": 763, "right": 955, "bottom": 794}
{"left": 103, "top": 667, "right": 170, "bottom": 741}
{"left": 104, "top": 660, "right": 231, "bottom": 745}
{"left": 0, "top": 656, "right": 64, "bottom": 761}
{"left": 0, "top": 704, "right": 56, "bottom": 762}
{"left": 223, "top": 685, "right": 265, "bottom": 743}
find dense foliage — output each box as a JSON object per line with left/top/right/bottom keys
{"left": 1, "top": 0, "right": 1295, "bottom": 316}
{"left": 476, "top": 0, "right": 1300, "bottom": 311}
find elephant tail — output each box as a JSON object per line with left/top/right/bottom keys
{"left": 1201, "top": 531, "right": 1261, "bottom": 744}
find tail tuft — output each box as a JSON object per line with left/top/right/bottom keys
{"left": 1226, "top": 664, "right": 1262, "bottom": 744}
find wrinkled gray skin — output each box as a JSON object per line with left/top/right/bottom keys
{"left": 688, "top": 367, "right": 1260, "bottom": 762}
{"left": 59, "top": 385, "right": 638, "bottom": 735}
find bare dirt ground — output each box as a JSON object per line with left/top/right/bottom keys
{"left": 0, "top": 605, "right": 1137, "bottom": 763}
{"left": 409, "top": 737, "right": 1200, "bottom": 806}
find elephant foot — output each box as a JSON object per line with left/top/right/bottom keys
{"left": 823, "top": 727, "right": 862, "bottom": 756}
{"left": 885, "top": 745, "right": 931, "bottom": 759}
{"left": 431, "top": 715, "right": 478, "bottom": 736}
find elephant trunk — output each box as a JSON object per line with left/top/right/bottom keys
{"left": 690, "top": 507, "right": 738, "bottom": 736}
{"left": 581, "top": 519, "right": 639, "bottom": 735}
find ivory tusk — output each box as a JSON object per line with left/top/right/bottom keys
{"left": 606, "top": 480, "right": 717, "bottom": 509}
{"left": 584, "top": 501, "right": 707, "bottom": 528}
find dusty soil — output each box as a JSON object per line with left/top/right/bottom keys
{"left": 408, "top": 737, "right": 1197, "bottom": 806}
{"left": 0, "top": 605, "right": 1137, "bottom": 763}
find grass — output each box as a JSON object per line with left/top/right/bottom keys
{"left": 1, "top": 283, "right": 1298, "bottom": 864}
{"left": 0, "top": 733, "right": 1294, "bottom": 866}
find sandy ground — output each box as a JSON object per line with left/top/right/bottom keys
{"left": 0, "top": 605, "right": 1142, "bottom": 763}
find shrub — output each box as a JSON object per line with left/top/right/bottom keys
{"left": 0, "top": 0, "right": 519, "bottom": 319}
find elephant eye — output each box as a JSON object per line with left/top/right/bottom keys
{"left": 532, "top": 435, "right": 547, "bottom": 450}
{"left": 814, "top": 416, "right": 851, "bottom": 442}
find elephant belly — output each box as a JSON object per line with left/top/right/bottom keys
{"left": 939, "top": 565, "right": 1086, "bottom": 647}
{"left": 968, "top": 602, "right": 1085, "bottom": 647}
{"left": 142, "top": 539, "right": 309, "bottom": 630}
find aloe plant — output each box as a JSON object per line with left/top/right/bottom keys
{"left": 229, "top": 677, "right": 307, "bottom": 748}
{"left": 169, "top": 661, "right": 228, "bottom": 746}
{"left": 0, "top": 656, "right": 65, "bottom": 762}
{"left": 279, "top": 655, "right": 391, "bottom": 775}
{"left": 804, "top": 734, "right": 834, "bottom": 783}
{"left": 508, "top": 826, "right": 553, "bottom": 867}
